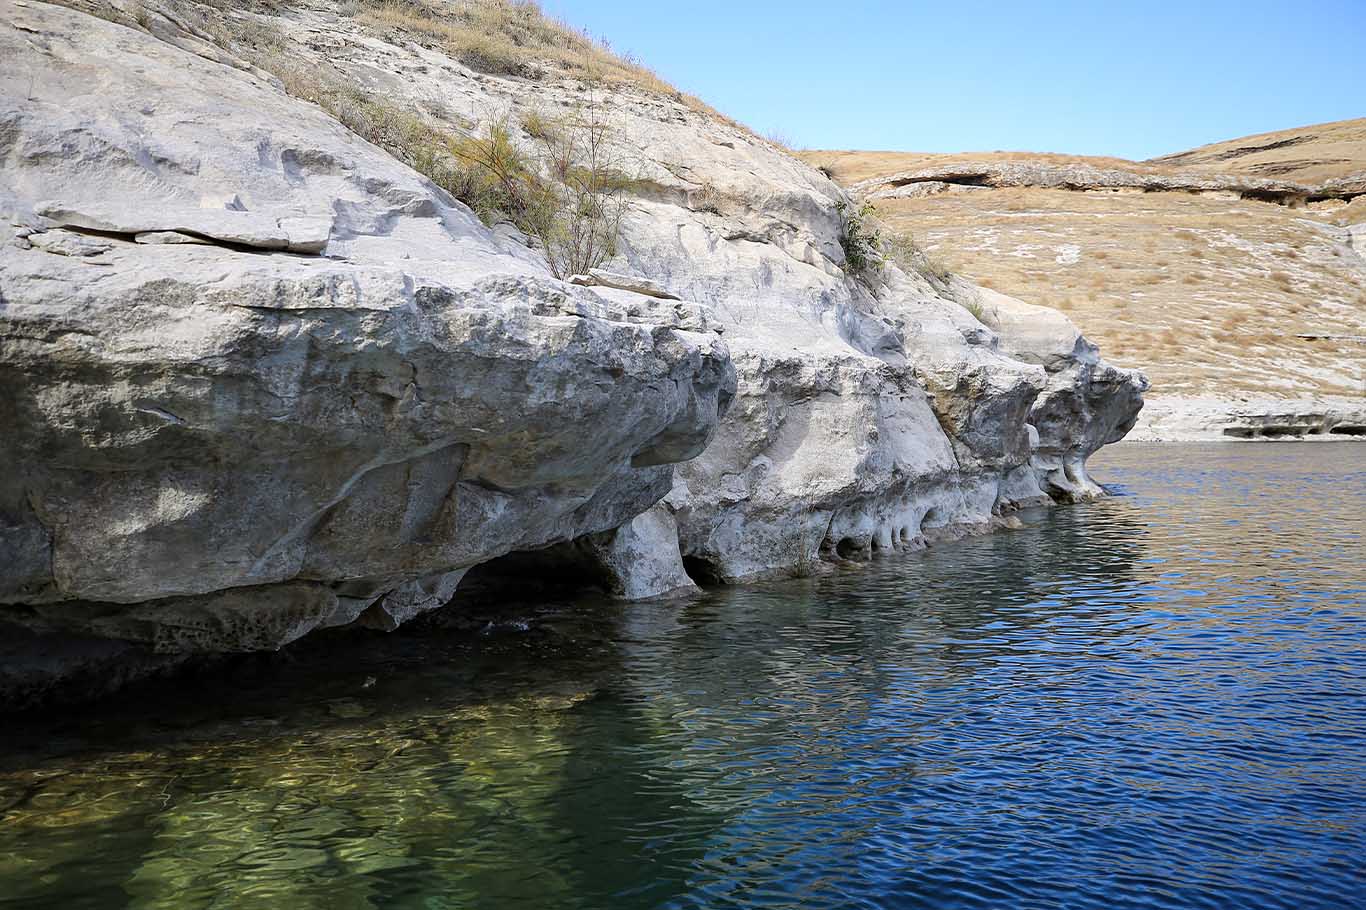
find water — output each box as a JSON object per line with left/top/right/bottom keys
{"left": 2, "top": 442, "right": 1363, "bottom": 909}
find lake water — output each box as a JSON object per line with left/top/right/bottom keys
{"left": 2, "top": 443, "right": 1363, "bottom": 909}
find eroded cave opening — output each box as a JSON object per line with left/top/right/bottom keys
{"left": 1238, "top": 188, "right": 1306, "bottom": 207}
{"left": 457, "top": 541, "right": 615, "bottom": 606}
{"left": 680, "top": 554, "right": 727, "bottom": 587}
{"left": 834, "top": 537, "right": 866, "bottom": 560}
{"left": 1222, "top": 425, "right": 1329, "bottom": 439}
{"left": 887, "top": 173, "right": 994, "bottom": 190}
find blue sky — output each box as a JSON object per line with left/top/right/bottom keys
{"left": 540, "top": 0, "right": 1366, "bottom": 160}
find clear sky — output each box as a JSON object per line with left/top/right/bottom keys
{"left": 539, "top": 0, "right": 1366, "bottom": 160}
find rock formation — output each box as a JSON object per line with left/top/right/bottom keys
{"left": 851, "top": 159, "right": 1365, "bottom": 208}
{"left": 0, "top": 0, "right": 1145, "bottom": 706}
{"left": 806, "top": 123, "right": 1366, "bottom": 439}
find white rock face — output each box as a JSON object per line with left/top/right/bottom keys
{"left": 586, "top": 505, "right": 698, "bottom": 600}
{"left": 0, "top": 1, "right": 1146, "bottom": 687}
{"left": 0, "top": 2, "right": 733, "bottom": 653}
{"left": 1128, "top": 396, "right": 1366, "bottom": 441}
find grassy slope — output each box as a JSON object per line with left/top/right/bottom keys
{"left": 1146, "top": 117, "right": 1366, "bottom": 183}
{"left": 802, "top": 122, "right": 1366, "bottom": 400}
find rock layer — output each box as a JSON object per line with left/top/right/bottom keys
{"left": 0, "top": 1, "right": 1145, "bottom": 705}
{"left": 1128, "top": 396, "right": 1366, "bottom": 441}
{"left": 853, "top": 159, "right": 1366, "bottom": 207}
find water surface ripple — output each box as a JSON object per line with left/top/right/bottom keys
{"left": 2, "top": 442, "right": 1364, "bottom": 909}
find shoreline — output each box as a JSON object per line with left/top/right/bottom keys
{"left": 1125, "top": 395, "right": 1366, "bottom": 442}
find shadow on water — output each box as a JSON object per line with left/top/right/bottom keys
{"left": 2, "top": 442, "right": 1363, "bottom": 909}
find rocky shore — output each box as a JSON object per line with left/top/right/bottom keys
{"left": 1127, "top": 395, "right": 1366, "bottom": 441}
{"left": 0, "top": 1, "right": 1146, "bottom": 708}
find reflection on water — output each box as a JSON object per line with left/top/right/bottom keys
{"left": 2, "top": 443, "right": 1363, "bottom": 909}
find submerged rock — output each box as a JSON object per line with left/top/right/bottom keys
{"left": 0, "top": 1, "right": 1145, "bottom": 706}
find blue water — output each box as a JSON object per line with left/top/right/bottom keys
{"left": 1, "top": 442, "right": 1363, "bottom": 909}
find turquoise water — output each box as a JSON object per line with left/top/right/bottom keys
{"left": 2, "top": 442, "right": 1363, "bottom": 909}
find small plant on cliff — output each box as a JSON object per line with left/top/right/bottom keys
{"left": 836, "top": 200, "right": 885, "bottom": 281}
{"left": 450, "top": 102, "right": 633, "bottom": 279}
{"left": 885, "top": 232, "right": 953, "bottom": 292}
{"left": 526, "top": 102, "right": 634, "bottom": 279}
{"left": 271, "top": 75, "right": 631, "bottom": 279}
{"left": 789, "top": 486, "right": 824, "bottom": 578}
{"left": 836, "top": 203, "right": 957, "bottom": 292}
{"left": 519, "top": 109, "right": 561, "bottom": 142}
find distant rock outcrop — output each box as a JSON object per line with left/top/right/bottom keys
{"left": 854, "top": 159, "right": 1366, "bottom": 208}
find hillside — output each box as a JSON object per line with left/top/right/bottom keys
{"left": 803, "top": 121, "right": 1366, "bottom": 439}
{"left": 1147, "top": 117, "right": 1366, "bottom": 184}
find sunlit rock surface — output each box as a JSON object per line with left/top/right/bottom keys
{"left": 0, "top": 1, "right": 1145, "bottom": 704}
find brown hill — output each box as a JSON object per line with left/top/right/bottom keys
{"left": 802, "top": 121, "right": 1366, "bottom": 436}
{"left": 1147, "top": 117, "right": 1366, "bottom": 184}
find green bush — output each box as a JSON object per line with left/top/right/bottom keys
{"left": 835, "top": 201, "right": 960, "bottom": 296}
{"left": 836, "top": 200, "right": 885, "bottom": 281}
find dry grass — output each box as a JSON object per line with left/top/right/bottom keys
{"left": 348, "top": 0, "right": 735, "bottom": 123}
{"left": 355, "top": 0, "right": 639, "bottom": 81}
{"left": 65, "top": 0, "right": 653, "bottom": 277}
{"left": 62, "top": 0, "right": 744, "bottom": 131}
{"left": 869, "top": 183, "right": 1366, "bottom": 397}
{"left": 884, "top": 232, "right": 952, "bottom": 289}
{"left": 519, "top": 108, "right": 560, "bottom": 141}
{"left": 762, "top": 129, "right": 795, "bottom": 152}
{"left": 1146, "top": 116, "right": 1366, "bottom": 183}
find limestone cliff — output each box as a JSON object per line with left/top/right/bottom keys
{"left": 0, "top": 0, "right": 1146, "bottom": 706}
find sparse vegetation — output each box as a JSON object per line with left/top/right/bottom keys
{"left": 59, "top": 0, "right": 635, "bottom": 279}
{"left": 448, "top": 103, "right": 634, "bottom": 278}
{"left": 519, "top": 108, "right": 560, "bottom": 142}
{"left": 835, "top": 200, "right": 883, "bottom": 281}
{"left": 346, "top": 0, "right": 744, "bottom": 128}
{"left": 356, "top": 0, "right": 654, "bottom": 85}
{"left": 258, "top": 60, "right": 632, "bottom": 278}
{"left": 885, "top": 232, "right": 952, "bottom": 290}
{"left": 690, "top": 181, "right": 726, "bottom": 215}
{"left": 860, "top": 180, "right": 1365, "bottom": 397}
{"left": 763, "top": 129, "right": 795, "bottom": 151}
{"left": 834, "top": 202, "right": 955, "bottom": 291}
